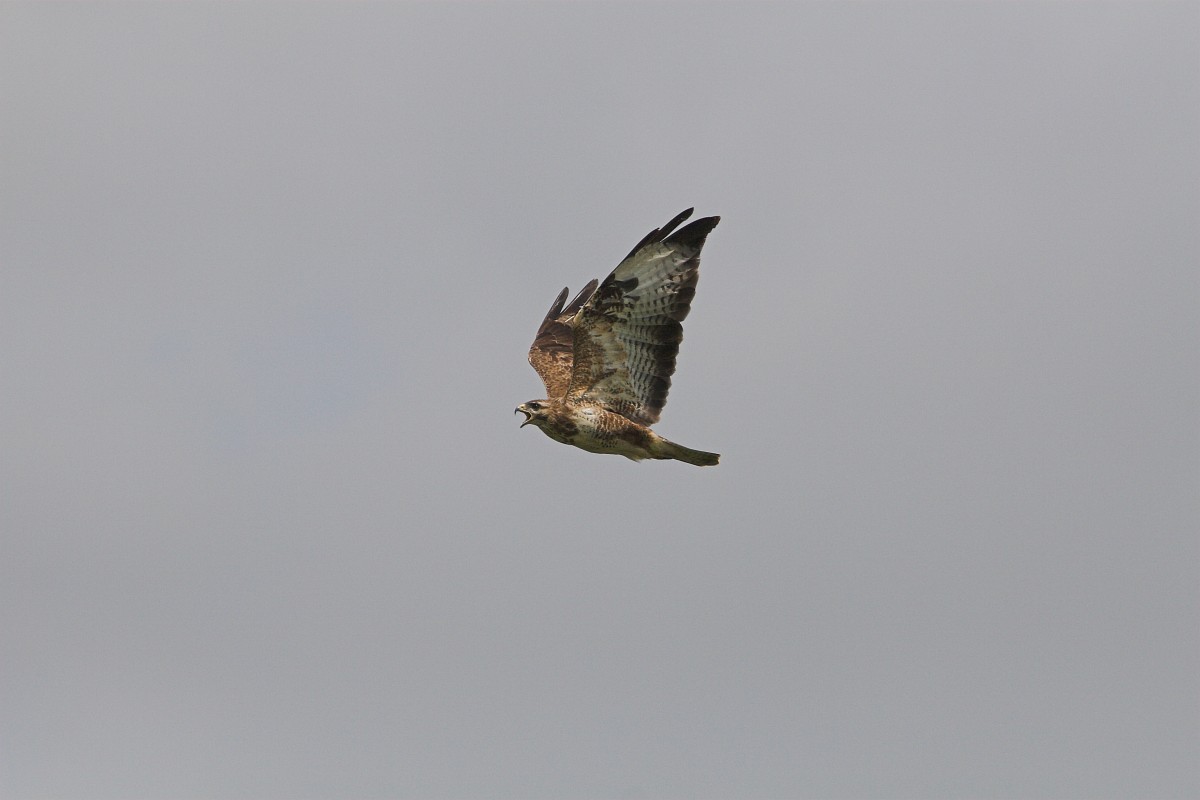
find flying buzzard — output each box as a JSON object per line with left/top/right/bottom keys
{"left": 515, "top": 209, "right": 720, "bottom": 466}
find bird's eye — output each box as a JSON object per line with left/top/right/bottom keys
{"left": 528, "top": 402, "right": 541, "bottom": 410}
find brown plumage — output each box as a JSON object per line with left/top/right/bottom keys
{"left": 516, "top": 209, "right": 721, "bottom": 466}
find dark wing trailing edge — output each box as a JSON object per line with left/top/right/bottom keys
{"left": 527, "top": 279, "right": 598, "bottom": 397}
{"left": 568, "top": 210, "right": 720, "bottom": 425}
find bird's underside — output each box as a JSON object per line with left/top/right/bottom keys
{"left": 516, "top": 208, "right": 720, "bottom": 467}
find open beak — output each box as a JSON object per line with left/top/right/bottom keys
{"left": 515, "top": 407, "right": 533, "bottom": 427}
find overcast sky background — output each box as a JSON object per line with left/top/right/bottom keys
{"left": 2, "top": 2, "right": 1197, "bottom": 798}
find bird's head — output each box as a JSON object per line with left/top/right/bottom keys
{"left": 515, "top": 400, "right": 549, "bottom": 429}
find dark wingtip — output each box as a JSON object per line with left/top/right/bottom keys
{"left": 542, "top": 287, "right": 569, "bottom": 324}
{"left": 562, "top": 279, "right": 598, "bottom": 317}
{"left": 665, "top": 214, "right": 720, "bottom": 248}
{"left": 622, "top": 208, "right": 704, "bottom": 261}
{"left": 660, "top": 208, "right": 694, "bottom": 237}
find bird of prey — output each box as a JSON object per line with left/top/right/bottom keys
{"left": 515, "top": 209, "right": 721, "bottom": 466}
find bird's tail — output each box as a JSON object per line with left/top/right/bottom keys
{"left": 657, "top": 440, "right": 720, "bottom": 467}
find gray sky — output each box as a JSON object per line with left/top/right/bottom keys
{"left": 2, "top": 2, "right": 1197, "bottom": 798}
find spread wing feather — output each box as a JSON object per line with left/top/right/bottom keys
{"left": 568, "top": 209, "right": 719, "bottom": 425}
{"left": 527, "top": 279, "right": 598, "bottom": 397}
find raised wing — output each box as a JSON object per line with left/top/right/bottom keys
{"left": 527, "top": 280, "right": 598, "bottom": 397}
{"left": 568, "top": 209, "right": 719, "bottom": 425}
